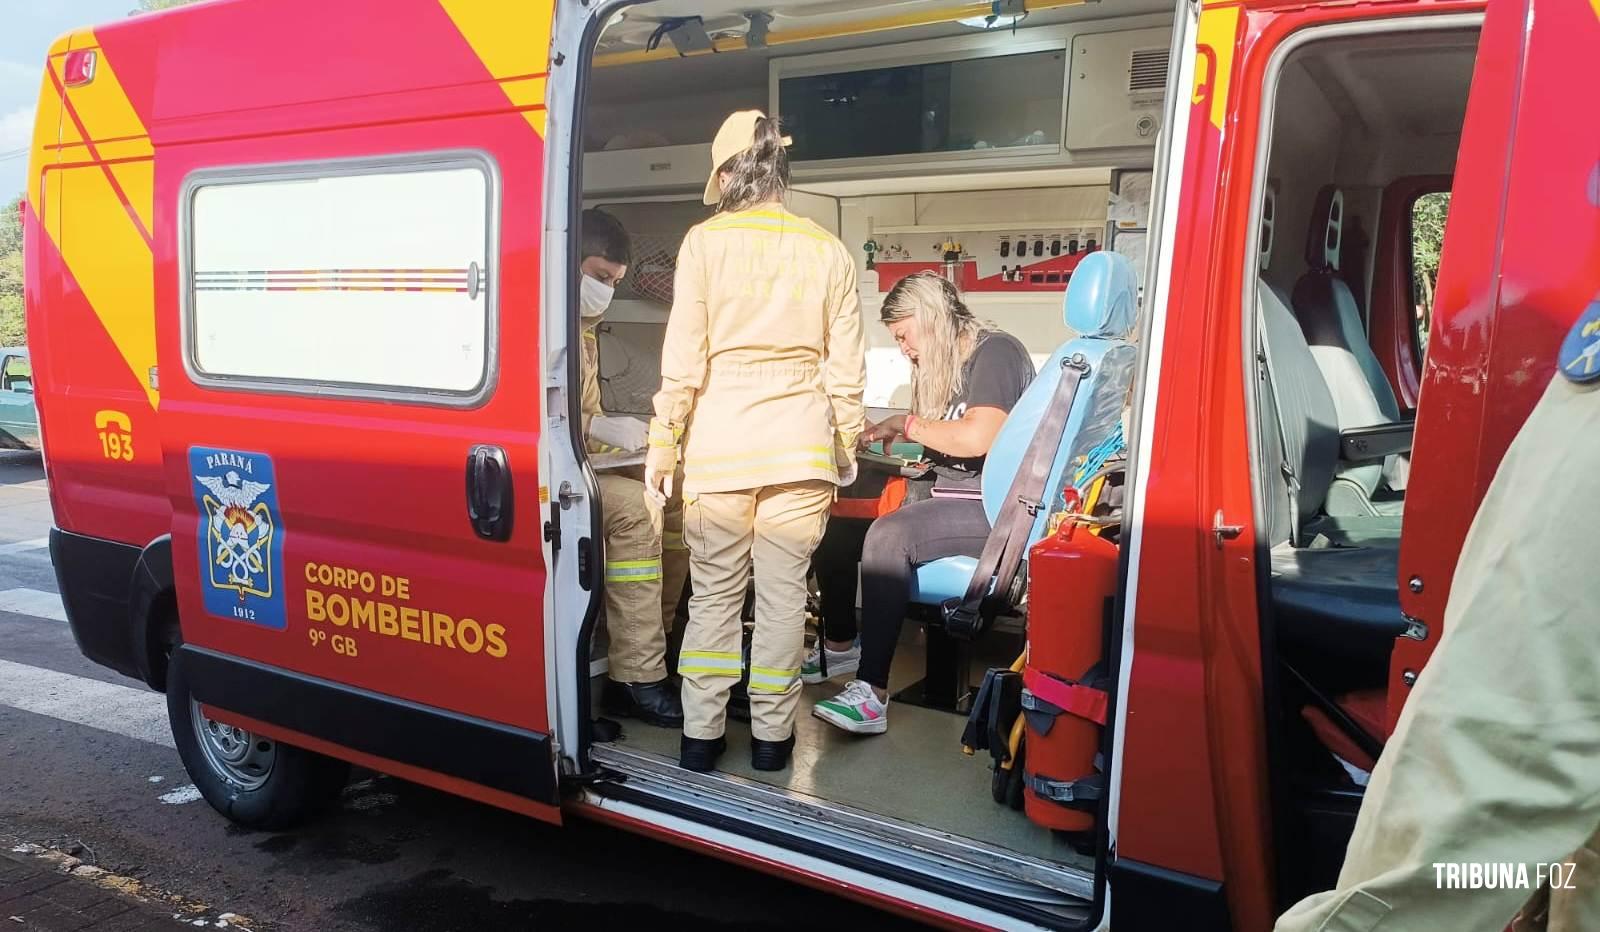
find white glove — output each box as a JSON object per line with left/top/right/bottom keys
{"left": 837, "top": 458, "right": 859, "bottom": 488}
{"left": 589, "top": 415, "right": 649, "bottom": 452}
{"left": 643, "top": 463, "right": 673, "bottom": 509}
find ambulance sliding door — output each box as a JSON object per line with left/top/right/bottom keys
{"left": 157, "top": 8, "right": 561, "bottom": 821}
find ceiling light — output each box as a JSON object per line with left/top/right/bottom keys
{"left": 959, "top": 1, "right": 1029, "bottom": 30}
{"left": 959, "top": 12, "right": 1027, "bottom": 28}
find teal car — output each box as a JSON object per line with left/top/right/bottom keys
{"left": 0, "top": 348, "right": 39, "bottom": 450}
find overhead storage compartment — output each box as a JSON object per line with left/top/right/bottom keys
{"left": 584, "top": 143, "right": 713, "bottom": 197}
{"left": 1065, "top": 26, "right": 1171, "bottom": 150}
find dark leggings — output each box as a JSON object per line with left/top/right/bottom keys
{"left": 813, "top": 496, "right": 991, "bottom": 689}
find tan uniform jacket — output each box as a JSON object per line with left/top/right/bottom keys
{"left": 1276, "top": 374, "right": 1600, "bottom": 931}
{"left": 650, "top": 205, "right": 866, "bottom": 496}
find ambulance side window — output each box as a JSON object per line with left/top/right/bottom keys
{"left": 1408, "top": 191, "right": 1450, "bottom": 363}
{"left": 182, "top": 154, "right": 499, "bottom": 404}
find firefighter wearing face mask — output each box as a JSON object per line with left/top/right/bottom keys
{"left": 580, "top": 209, "right": 683, "bottom": 728}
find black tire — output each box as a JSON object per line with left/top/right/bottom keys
{"left": 166, "top": 649, "right": 349, "bottom": 830}
{"left": 1005, "top": 744, "right": 1027, "bottom": 811}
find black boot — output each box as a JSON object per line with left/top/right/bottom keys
{"left": 750, "top": 733, "right": 796, "bottom": 772}
{"left": 679, "top": 735, "right": 727, "bottom": 772}
{"left": 603, "top": 678, "right": 684, "bottom": 728}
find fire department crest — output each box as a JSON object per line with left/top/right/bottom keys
{"left": 190, "top": 447, "right": 286, "bottom": 629}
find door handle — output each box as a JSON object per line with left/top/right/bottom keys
{"left": 466, "top": 444, "right": 514, "bottom": 542}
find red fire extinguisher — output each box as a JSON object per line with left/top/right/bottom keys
{"left": 1020, "top": 520, "right": 1118, "bottom": 834}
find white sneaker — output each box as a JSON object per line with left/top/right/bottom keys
{"left": 800, "top": 643, "right": 861, "bottom": 684}
{"left": 813, "top": 680, "right": 888, "bottom": 735}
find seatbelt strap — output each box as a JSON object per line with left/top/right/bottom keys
{"left": 1256, "top": 307, "right": 1302, "bottom": 547}
{"left": 943, "top": 353, "right": 1091, "bottom": 640}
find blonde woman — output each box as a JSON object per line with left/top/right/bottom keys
{"left": 810, "top": 272, "right": 1035, "bottom": 735}
{"left": 644, "top": 110, "right": 866, "bottom": 773}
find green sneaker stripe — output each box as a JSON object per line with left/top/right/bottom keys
{"left": 817, "top": 699, "right": 867, "bottom": 722}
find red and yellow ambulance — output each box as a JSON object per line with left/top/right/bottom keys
{"left": 22, "top": 0, "right": 1597, "bottom": 928}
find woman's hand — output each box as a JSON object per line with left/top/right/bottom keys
{"left": 860, "top": 415, "right": 908, "bottom": 449}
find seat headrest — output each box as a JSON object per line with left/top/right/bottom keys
{"left": 1260, "top": 183, "right": 1277, "bottom": 273}
{"left": 1063, "top": 251, "right": 1138, "bottom": 339}
{"left": 1306, "top": 185, "right": 1344, "bottom": 272}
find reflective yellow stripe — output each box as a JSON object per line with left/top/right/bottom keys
{"left": 679, "top": 649, "right": 742, "bottom": 678}
{"left": 686, "top": 454, "right": 836, "bottom": 481}
{"left": 606, "top": 559, "right": 663, "bottom": 583}
{"left": 704, "top": 209, "right": 832, "bottom": 242}
{"left": 748, "top": 665, "right": 800, "bottom": 694}
{"left": 684, "top": 447, "right": 836, "bottom": 482}
{"left": 687, "top": 445, "right": 830, "bottom": 466}
{"left": 703, "top": 219, "right": 834, "bottom": 243}
{"left": 721, "top": 208, "right": 793, "bottom": 222}
{"left": 648, "top": 420, "right": 682, "bottom": 447}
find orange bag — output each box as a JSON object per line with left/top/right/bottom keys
{"left": 831, "top": 474, "right": 907, "bottom": 520}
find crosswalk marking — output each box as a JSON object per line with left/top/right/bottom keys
{"left": 0, "top": 658, "right": 173, "bottom": 748}
{"left": 0, "top": 537, "right": 50, "bottom": 555}
{"left": 0, "top": 588, "right": 67, "bottom": 622}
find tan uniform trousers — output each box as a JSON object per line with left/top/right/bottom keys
{"left": 678, "top": 480, "right": 833, "bottom": 741}
{"left": 660, "top": 473, "right": 690, "bottom": 635}
{"left": 597, "top": 472, "right": 667, "bottom": 684}
{"left": 1275, "top": 376, "right": 1600, "bottom": 932}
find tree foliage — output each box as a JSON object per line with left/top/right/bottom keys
{"left": 0, "top": 196, "right": 23, "bottom": 346}
{"left": 1410, "top": 191, "right": 1450, "bottom": 349}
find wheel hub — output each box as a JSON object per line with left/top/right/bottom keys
{"left": 189, "top": 698, "right": 275, "bottom": 791}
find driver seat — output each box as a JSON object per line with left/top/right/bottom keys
{"left": 1291, "top": 187, "right": 1407, "bottom": 514}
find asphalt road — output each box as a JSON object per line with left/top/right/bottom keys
{"left": 0, "top": 450, "right": 929, "bottom": 932}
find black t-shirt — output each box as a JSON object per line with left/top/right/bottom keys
{"left": 924, "top": 330, "right": 1036, "bottom": 484}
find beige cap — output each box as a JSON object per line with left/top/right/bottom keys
{"left": 703, "top": 109, "right": 792, "bottom": 206}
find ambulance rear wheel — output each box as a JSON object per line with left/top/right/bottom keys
{"left": 166, "top": 653, "right": 349, "bottom": 830}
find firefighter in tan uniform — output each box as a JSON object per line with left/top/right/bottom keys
{"left": 579, "top": 209, "right": 683, "bottom": 728}
{"left": 645, "top": 110, "right": 866, "bottom": 773}
{"left": 1276, "top": 307, "right": 1600, "bottom": 932}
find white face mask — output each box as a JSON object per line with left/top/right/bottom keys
{"left": 580, "top": 274, "right": 615, "bottom": 318}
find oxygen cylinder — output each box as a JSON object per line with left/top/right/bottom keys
{"left": 1021, "top": 521, "right": 1118, "bottom": 833}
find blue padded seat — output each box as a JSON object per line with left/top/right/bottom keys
{"left": 908, "top": 251, "right": 1140, "bottom": 607}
